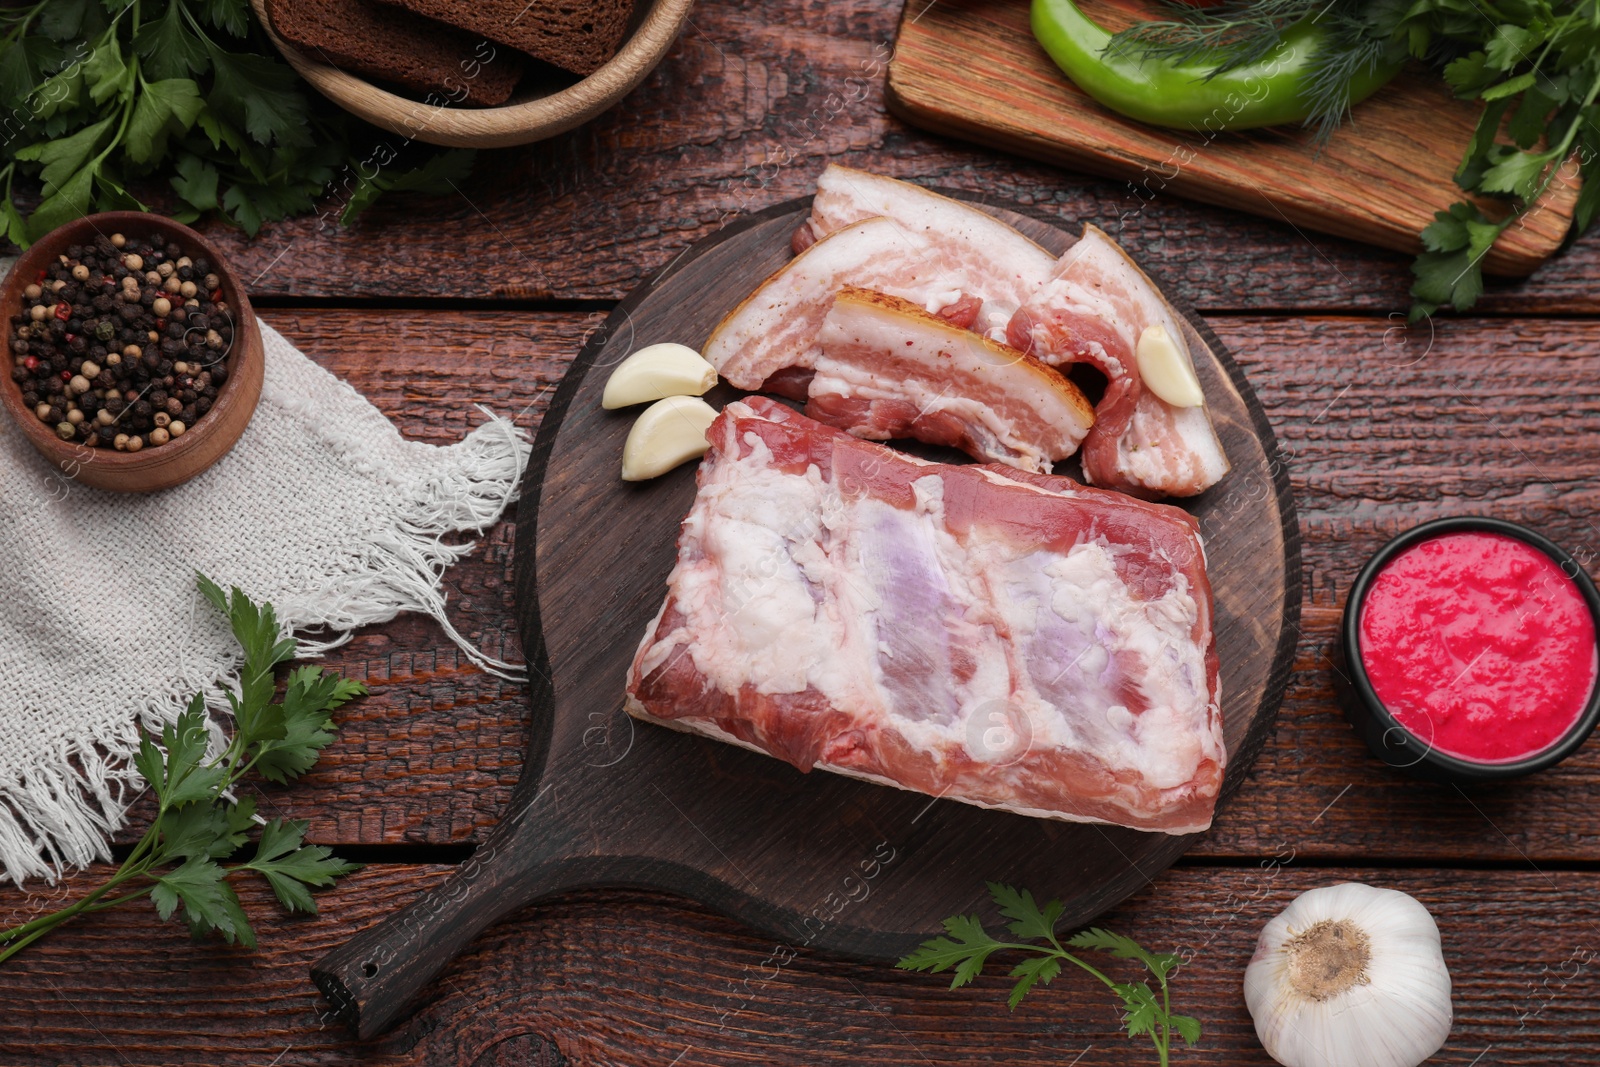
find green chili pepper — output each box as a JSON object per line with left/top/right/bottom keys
{"left": 1030, "top": 0, "right": 1402, "bottom": 132}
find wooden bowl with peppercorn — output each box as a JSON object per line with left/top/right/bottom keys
{"left": 1, "top": 211, "right": 264, "bottom": 493}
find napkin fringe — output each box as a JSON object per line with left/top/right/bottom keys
{"left": 280, "top": 408, "right": 532, "bottom": 681}
{"left": 0, "top": 680, "right": 232, "bottom": 886}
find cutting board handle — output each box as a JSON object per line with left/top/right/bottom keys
{"left": 310, "top": 803, "right": 578, "bottom": 1040}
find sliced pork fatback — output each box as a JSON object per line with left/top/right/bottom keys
{"left": 800, "top": 165, "right": 1057, "bottom": 268}
{"left": 626, "top": 397, "right": 1225, "bottom": 835}
{"left": 706, "top": 215, "right": 1056, "bottom": 396}
{"left": 798, "top": 164, "right": 1059, "bottom": 342}
{"left": 1007, "top": 225, "right": 1229, "bottom": 497}
{"left": 806, "top": 288, "right": 1093, "bottom": 473}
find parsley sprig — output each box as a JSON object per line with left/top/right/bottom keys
{"left": 898, "top": 883, "right": 1200, "bottom": 1067}
{"left": 0, "top": 0, "right": 476, "bottom": 245}
{"left": 0, "top": 575, "right": 362, "bottom": 963}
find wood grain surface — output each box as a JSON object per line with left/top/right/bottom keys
{"left": 5, "top": 0, "right": 1600, "bottom": 1059}
{"left": 886, "top": 0, "right": 1576, "bottom": 277}
{"left": 4, "top": 866, "right": 1598, "bottom": 1065}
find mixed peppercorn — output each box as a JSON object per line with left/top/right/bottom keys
{"left": 8, "top": 231, "right": 234, "bottom": 453}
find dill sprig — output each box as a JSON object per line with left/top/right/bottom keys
{"left": 1106, "top": 0, "right": 1328, "bottom": 67}
{"left": 1107, "top": 0, "right": 1403, "bottom": 139}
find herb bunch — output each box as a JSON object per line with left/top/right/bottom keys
{"left": 0, "top": 0, "right": 476, "bottom": 246}
{"left": 1407, "top": 0, "right": 1599, "bottom": 317}
{"left": 898, "top": 883, "right": 1201, "bottom": 1067}
{"left": 0, "top": 575, "right": 362, "bottom": 963}
{"left": 1110, "top": 0, "right": 1600, "bottom": 317}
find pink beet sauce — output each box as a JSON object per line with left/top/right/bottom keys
{"left": 1359, "top": 531, "right": 1598, "bottom": 763}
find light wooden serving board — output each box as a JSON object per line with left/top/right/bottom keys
{"left": 887, "top": 0, "right": 1576, "bottom": 277}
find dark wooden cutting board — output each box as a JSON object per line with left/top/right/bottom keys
{"left": 311, "top": 194, "right": 1302, "bottom": 1038}
{"left": 887, "top": 0, "right": 1577, "bottom": 277}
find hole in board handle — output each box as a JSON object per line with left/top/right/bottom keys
{"left": 362, "top": 961, "right": 379, "bottom": 978}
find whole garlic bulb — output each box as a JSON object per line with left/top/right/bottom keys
{"left": 1244, "top": 882, "right": 1452, "bottom": 1067}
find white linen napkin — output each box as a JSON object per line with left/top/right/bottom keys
{"left": 0, "top": 316, "right": 529, "bottom": 885}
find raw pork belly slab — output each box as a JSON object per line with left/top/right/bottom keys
{"left": 625, "top": 397, "right": 1225, "bottom": 834}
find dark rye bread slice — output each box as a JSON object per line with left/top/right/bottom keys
{"left": 264, "top": 0, "right": 525, "bottom": 106}
{"left": 376, "top": 0, "right": 632, "bottom": 76}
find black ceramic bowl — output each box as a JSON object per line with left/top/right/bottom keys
{"left": 1336, "top": 516, "right": 1600, "bottom": 783}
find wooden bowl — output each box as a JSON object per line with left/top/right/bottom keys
{"left": 0, "top": 212, "right": 264, "bottom": 493}
{"left": 248, "top": 0, "right": 695, "bottom": 149}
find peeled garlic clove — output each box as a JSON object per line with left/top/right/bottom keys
{"left": 1244, "top": 882, "right": 1452, "bottom": 1067}
{"left": 621, "top": 396, "right": 719, "bottom": 481}
{"left": 602, "top": 343, "right": 719, "bottom": 410}
{"left": 1136, "top": 324, "right": 1205, "bottom": 408}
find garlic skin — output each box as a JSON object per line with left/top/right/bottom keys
{"left": 1245, "top": 883, "right": 1452, "bottom": 1067}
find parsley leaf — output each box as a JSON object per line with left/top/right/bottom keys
{"left": 1443, "top": 51, "right": 1491, "bottom": 96}
{"left": 198, "top": 0, "right": 251, "bottom": 38}
{"left": 137, "top": 695, "right": 226, "bottom": 810}
{"left": 205, "top": 44, "right": 309, "bottom": 148}
{"left": 170, "top": 152, "right": 219, "bottom": 213}
{"left": 1, "top": 198, "right": 28, "bottom": 247}
{"left": 250, "top": 666, "right": 355, "bottom": 783}
{"left": 243, "top": 818, "right": 361, "bottom": 914}
{"left": 1507, "top": 86, "right": 1560, "bottom": 149}
{"left": 125, "top": 77, "right": 204, "bottom": 165}
{"left": 201, "top": 575, "right": 297, "bottom": 749}
{"left": 0, "top": 36, "right": 46, "bottom": 105}
{"left": 897, "top": 913, "right": 1007, "bottom": 989}
{"left": 1411, "top": 249, "right": 1484, "bottom": 316}
{"left": 1480, "top": 146, "right": 1551, "bottom": 200}
{"left": 133, "top": 1, "right": 210, "bottom": 81}
{"left": 82, "top": 41, "right": 132, "bottom": 105}
{"left": 16, "top": 116, "right": 113, "bottom": 192}
{"left": 1116, "top": 981, "right": 1161, "bottom": 1038}
{"left": 160, "top": 795, "right": 258, "bottom": 861}
{"left": 37, "top": 0, "right": 98, "bottom": 42}
{"left": 1411, "top": 202, "right": 1505, "bottom": 317}
{"left": 152, "top": 854, "right": 260, "bottom": 948}
{"left": 31, "top": 59, "right": 88, "bottom": 123}
{"left": 22, "top": 163, "right": 96, "bottom": 242}
{"left": 990, "top": 881, "right": 1065, "bottom": 943}
{"left": 1170, "top": 1014, "right": 1203, "bottom": 1046}
{"left": 1006, "top": 954, "right": 1062, "bottom": 1009}
{"left": 1484, "top": 25, "right": 1539, "bottom": 72}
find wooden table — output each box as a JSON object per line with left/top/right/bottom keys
{"left": 5, "top": 2, "right": 1600, "bottom": 1063}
